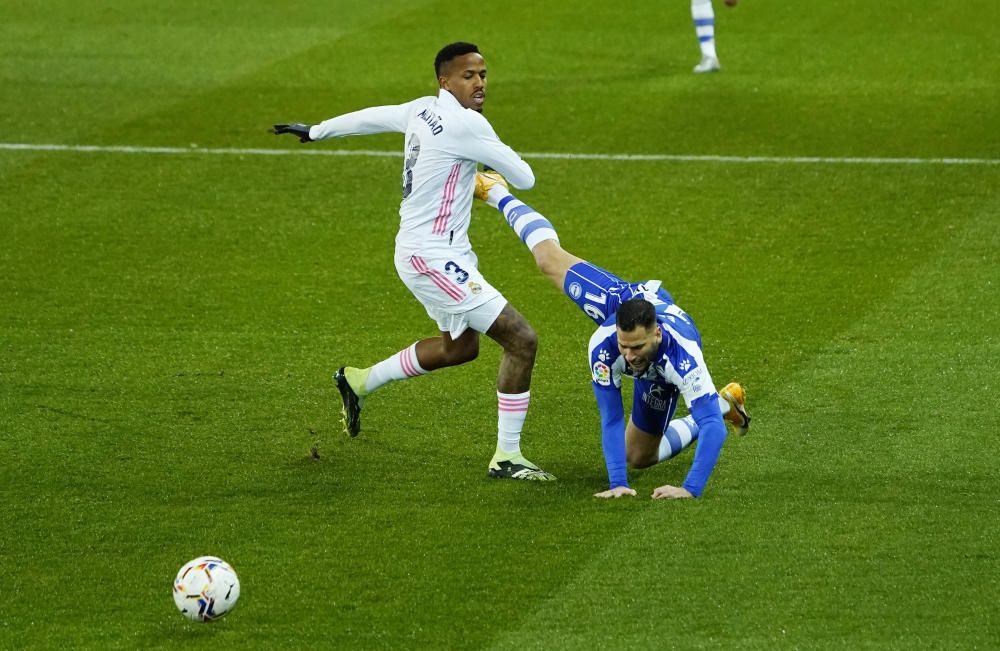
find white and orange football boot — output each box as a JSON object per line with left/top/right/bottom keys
{"left": 720, "top": 382, "right": 751, "bottom": 435}
{"left": 474, "top": 170, "right": 508, "bottom": 202}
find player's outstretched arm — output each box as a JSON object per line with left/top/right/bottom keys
{"left": 679, "top": 396, "right": 728, "bottom": 497}
{"left": 273, "top": 101, "right": 421, "bottom": 145}
{"left": 271, "top": 123, "right": 313, "bottom": 142}
{"left": 592, "top": 379, "right": 630, "bottom": 494}
{"left": 463, "top": 113, "right": 534, "bottom": 189}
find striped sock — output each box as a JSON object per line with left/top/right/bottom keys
{"left": 493, "top": 193, "right": 559, "bottom": 252}
{"left": 497, "top": 390, "right": 530, "bottom": 454}
{"left": 364, "top": 343, "right": 427, "bottom": 393}
{"left": 691, "top": 0, "right": 718, "bottom": 60}
{"left": 658, "top": 415, "right": 700, "bottom": 462}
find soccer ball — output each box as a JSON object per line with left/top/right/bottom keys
{"left": 172, "top": 556, "right": 240, "bottom": 622}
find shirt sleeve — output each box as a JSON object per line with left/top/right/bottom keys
{"left": 680, "top": 393, "right": 728, "bottom": 497}
{"left": 457, "top": 112, "right": 535, "bottom": 189}
{"left": 593, "top": 383, "right": 629, "bottom": 489}
{"left": 308, "top": 98, "right": 428, "bottom": 140}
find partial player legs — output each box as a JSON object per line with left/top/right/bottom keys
{"left": 414, "top": 328, "right": 480, "bottom": 371}
{"left": 475, "top": 172, "right": 578, "bottom": 290}
{"left": 691, "top": 0, "right": 721, "bottom": 73}
{"left": 485, "top": 303, "right": 537, "bottom": 395}
{"left": 474, "top": 172, "right": 647, "bottom": 327}
{"left": 333, "top": 330, "right": 479, "bottom": 436}
{"left": 484, "top": 303, "right": 555, "bottom": 480}
{"left": 529, "top": 239, "right": 584, "bottom": 291}
{"left": 623, "top": 384, "right": 751, "bottom": 467}
{"left": 343, "top": 330, "right": 477, "bottom": 396}
{"left": 625, "top": 418, "right": 699, "bottom": 469}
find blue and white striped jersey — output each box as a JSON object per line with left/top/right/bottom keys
{"left": 588, "top": 302, "right": 713, "bottom": 397}
{"left": 587, "top": 300, "right": 727, "bottom": 496}
{"left": 563, "top": 262, "right": 674, "bottom": 327}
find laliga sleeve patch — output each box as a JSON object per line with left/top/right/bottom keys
{"left": 592, "top": 361, "right": 611, "bottom": 386}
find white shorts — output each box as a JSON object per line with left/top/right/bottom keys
{"left": 394, "top": 250, "right": 507, "bottom": 338}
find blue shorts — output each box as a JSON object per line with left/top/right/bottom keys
{"left": 630, "top": 379, "right": 680, "bottom": 436}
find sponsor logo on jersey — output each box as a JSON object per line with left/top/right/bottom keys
{"left": 593, "top": 361, "right": 611, "bottom": 386}
{"left": 568, "top": 282, "right": 582, "bottom": 299}
{"left": 679, "top": 367, "right": 707, "bottom": 396}
{"left": 642, "top": 385, "right": 668, "bottom": 411}
{"left": 598, "top": 348, "right": 610, "bottom": 362}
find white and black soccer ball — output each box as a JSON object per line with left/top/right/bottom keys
{"left": 172, "top": 556, "right": 240, "bottom": 622}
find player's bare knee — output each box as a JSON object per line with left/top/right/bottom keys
{"left": 626, "top": 449, "right": 656, "bottom": 469}
{"left": 489, "top": 305, "right": 537, "bottom": 362}
{"left": 535, "top": 251, "right": 563, "bottom": 284}
{"left": 500, "top": 325, "right": 536, "bottom": 365}
{"left": 458, "top": 338, "right": 480, "bottom": 363}
{"left": 513, "top": 322, "right": 538, "bottom": 361}
{"left": 535, "top": 252, "right": 553, "bottom": 276}
{"left": 532, "top": 243, "right": 575, "bottom": 289}
{"left": 444, "top": 338, "right": 479, "bottom": 365}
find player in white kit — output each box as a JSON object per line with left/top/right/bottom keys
{"left": 272, "top": 43, "right": 554, "bottom": 481}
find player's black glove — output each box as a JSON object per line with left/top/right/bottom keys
{"left": 271, "top": 123, "right": 313, "bottom": 142}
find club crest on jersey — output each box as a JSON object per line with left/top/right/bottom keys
{"left": 568, "top": 282, "right": 582, "bottom": 300}
{"left": 468, "top": 281, "right": 482, "bottom": 295}
{"left": 592, "top": 361, "right": 611, "bottom": 386}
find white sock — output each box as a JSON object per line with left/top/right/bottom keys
{"left": 658, "top": 415, "right": 700, "bottom": 462}
{"left": 365, "top": 343, "right": 427, "bottom": 393}
{"left": 717, "top": 393, "right": 731, "bottom": 416}
{"left": 490, "top": 191, "right": 559, "bottom": 252}
{"left": 691, "top": 0, "right": 718, "bottom": 60}
{"left": 497, "top": 390, "right": 530, "bottom": 455}
{"left": 657, "top": 396, "right": 730, "bottom": 460}
{"left": 486, "top": 184, "right": 509, "bottom": 209}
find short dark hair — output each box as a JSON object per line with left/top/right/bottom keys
{"left": 616, "top": 299, "right": 657, "bottom": 332}
{"left": 435, "top": 42, "right": 480, "bottom": 77}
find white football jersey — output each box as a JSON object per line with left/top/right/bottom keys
{"left": 309, "top": 90, "right": 534, "bottom": 257}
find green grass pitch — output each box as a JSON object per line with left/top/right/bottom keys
{"left": 1, "top": 0, "right": 998, "bottom": 648}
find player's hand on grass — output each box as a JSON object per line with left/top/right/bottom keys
{"left": 594, "top": 486, "right": 637, "bottom": 499}
{"left": 651, "top": 484, "right": 694, "bottom": 500}
{"left": 271, "top": 123, "right": 313, "bottom": 142}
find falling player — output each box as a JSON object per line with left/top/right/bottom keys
{"left": 473, "top": 172, "right": 751, "bottom": 498}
